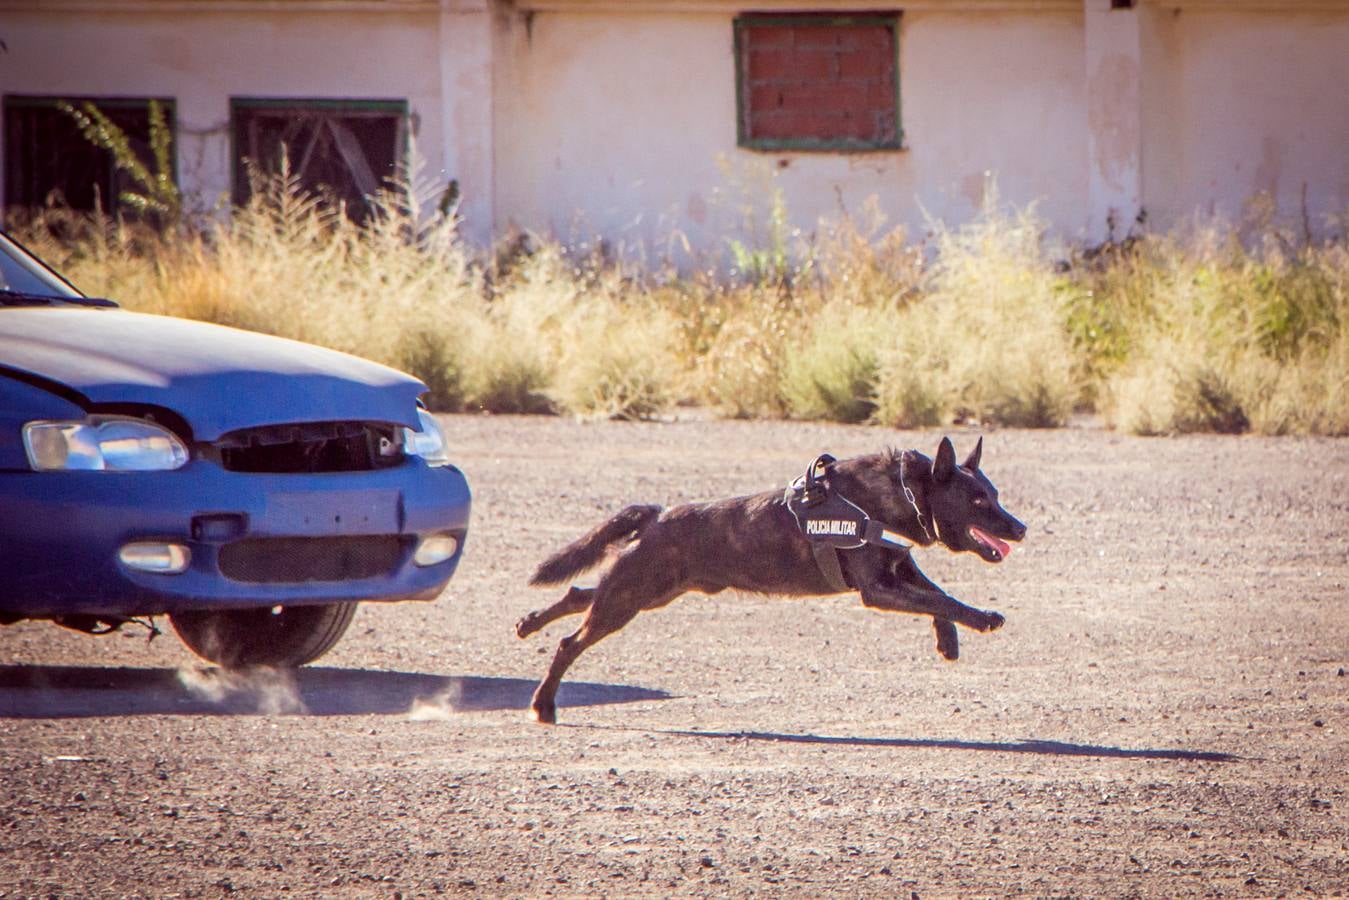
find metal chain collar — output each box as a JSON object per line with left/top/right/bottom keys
{"left": 898, "top": 452, "right": 934, "bottom": 543}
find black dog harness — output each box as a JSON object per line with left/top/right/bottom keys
{"left": 785, "top": 453, "right": 912, "bottom": 591}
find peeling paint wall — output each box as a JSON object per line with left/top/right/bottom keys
{"left": 0, "top": 7, "right": 473, "bottom": 232}
{"left": 493, "top": 8, "right": 1088, "bottom": 260}
{"left": 1, "top": 2, "right": 1346, "bottom": 254}
{"left": 1140, "top": 7, "right": 1349, "bottom": 234}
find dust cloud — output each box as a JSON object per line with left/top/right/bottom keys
{"left": 175, "top": 665, "right": 307, "bottom": 715}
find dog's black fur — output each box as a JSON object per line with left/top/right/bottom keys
{"left": 516, "top": 437, "right": 1026, "bottom": 724}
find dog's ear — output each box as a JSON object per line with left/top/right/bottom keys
{"left": 963, "top": 436, "right": 983, "bottom": 471}
{"left": 933, "top": 436, "right": 956, "bottom": 483}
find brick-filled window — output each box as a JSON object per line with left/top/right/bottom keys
{"left": 734, "top": 12, "right": 901, "bottom": 151}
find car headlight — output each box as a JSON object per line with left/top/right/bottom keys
{"left": 402, "top": 408, "right": 449, "bottom": 468}
{"left": 23, "top": 417, "right": 189, "bottom": 472}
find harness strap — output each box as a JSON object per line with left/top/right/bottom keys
{"left": 786, "top": 453, "right": 912, "bottom": 592}
{"left": 862, "top": 519, "right": 913, "bottom": 549}
{"left": 811, "top": 543, "right": 851, "bottom": 592}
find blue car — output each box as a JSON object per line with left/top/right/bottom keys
{"left": 0, "top": 232, "right": 470, "bottom": 667}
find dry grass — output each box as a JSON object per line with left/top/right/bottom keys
{"left": 1094, "top": 220, "right": 1348, "bottom": 435}
{"left": 874, "top": 200, "right": 1079, "bottom": 429}
{"left": 9, "top": 179, "right": 1346, "bottom": 434}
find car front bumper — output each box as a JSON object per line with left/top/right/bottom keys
{"left": 0, "top": 458, "right": 470, "bottom": 617}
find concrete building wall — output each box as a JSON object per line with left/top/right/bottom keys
{"left": 493, "top": 7, "right": 1088, "bottom": 260}
{"left": 0, "top": 4, "right": 494, "bottom": 240}
{"left": 1140, "top": 5, "right": 1349, "bottom": 233}
{"left": 1, "top": 1, "right": 1346, "bottom": 252}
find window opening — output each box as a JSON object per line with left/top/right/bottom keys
{"left": 3, "top": 95, "right": 175, "bottom": 215}
{"left": 231, "top": 99, "right": 407, "bottom": 223}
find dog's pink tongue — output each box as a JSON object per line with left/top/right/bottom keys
{"left": 971, "top": 526, "right": 1011, "bottom": 558}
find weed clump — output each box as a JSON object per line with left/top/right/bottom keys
{"left": 1094, "top": 219, "right": 1348, "bottom": 435}
{"left": 10, "top": 147, "right": 1346, "bottom": 434}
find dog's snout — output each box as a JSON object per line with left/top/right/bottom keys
{"left": 1009, "top": 518, "right": 1027, "bottom": 541}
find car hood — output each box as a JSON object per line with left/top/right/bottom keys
{"left": 0, "top": 307, "right": 426, "bottom": 440}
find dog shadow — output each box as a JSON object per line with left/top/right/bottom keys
{"left": 0, "top": 664, "right": 671, "bottom": 719}
{"left": 650, "top": 728, "right": 1237, "bottom": 762}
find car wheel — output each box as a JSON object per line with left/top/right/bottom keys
{"left": 169, "top": 602, "right": 358, "bottom": 668}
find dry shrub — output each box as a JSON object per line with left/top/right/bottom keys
{"left": 811, "top": 196, "right": 924, "bottom": 308}
{"left": 781, "top": 306, "right": 887, "bottom": 423}
{"left": 11, "top": 164, "right": 1345, "bottom": 435}
{"left": 874, "top": 199, "right": 1080, "bottom": 428}
{"left": 685, "top": 285, "right": 799, "bottom": 418}
{"left": 1099, "top": 220, "right": 1348, "bottom": 435}
{"left": 551, "top": 300, "right": 680, "bottom": 420}
{"left": 471, "top": 243, "right": 682, "bottom": 419}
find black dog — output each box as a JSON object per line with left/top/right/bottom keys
{"left": 516, "top": 437, "right": 1026, "bottom": 724}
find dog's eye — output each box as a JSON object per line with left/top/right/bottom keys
{"left": 971, "top": 496, "right": 988, "bottom": 507}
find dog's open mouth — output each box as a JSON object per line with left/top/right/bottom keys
{"left": 969, "top": 526, "right": 1011, "bottom": 562}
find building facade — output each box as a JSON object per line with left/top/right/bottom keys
{"left": 2, "top": 0, "right": 1347, "bottom": 255}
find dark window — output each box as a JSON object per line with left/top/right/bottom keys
{"left": 231, "top": 99, "right": 408, "bottom": 222}
{"left": 3, "top": 95, "right": 175, "bottom": 213}
{"left": 734, "top": 13, "right": 901, "bottom": 151}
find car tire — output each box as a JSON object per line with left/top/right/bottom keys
{"left": 169, "top": 602, "right": 359, "bottom": 669}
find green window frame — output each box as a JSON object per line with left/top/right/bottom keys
{"left": 734, "top": 12, "right": 902, "bottom": 152}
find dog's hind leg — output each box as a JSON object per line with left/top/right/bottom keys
{"left": 530, "top": 548, "right": 685, "bottom": 724}
{"left": 516, "top": 586, "right": 593, "bottom": 639}
{"left": 933, "top": 618, "right": 960, "bottom": 661}
{"left": 529, "top": 602, "right": 644, "bottom": 724}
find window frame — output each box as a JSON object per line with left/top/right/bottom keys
{"left": 2, "top": 94, "right": 178, "bottom": 215}
{"left": 733, "top": 11, "right": 903, "bottom": 153}
{"left": 228, "top": 97, "right": 410, "bottom": 216}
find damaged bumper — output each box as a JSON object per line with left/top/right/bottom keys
{"left": 0, "top": 458, "right": 470, "bottom": 618}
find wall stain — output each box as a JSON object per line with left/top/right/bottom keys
{"left": 1087, "top": 51, "right": 1139, "bottom": 192}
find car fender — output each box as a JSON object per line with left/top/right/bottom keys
{"left": 0, "top": 371, "right": 87, "bottom": 471}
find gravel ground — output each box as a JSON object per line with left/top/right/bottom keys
{"left": 2, "top": 415, "right": 1346, "bottom": 898}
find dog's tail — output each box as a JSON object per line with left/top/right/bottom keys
{"left": 530, "top": 504, "right": 662, "bottom": 586}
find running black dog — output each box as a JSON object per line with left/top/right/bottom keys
{"left": 516, "top": 437, "right": 1026, "bottom": 724}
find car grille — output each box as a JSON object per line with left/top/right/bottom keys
{"left": 213, "top": 421, "right": 403, "bottom": 473}
{"left": 218, "top": 536, "right": 406, "bottom": 583}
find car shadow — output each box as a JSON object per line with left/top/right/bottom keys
{"left": 645, "top": 728, "right": 1237, "bottom": 762}
{"left": 0, "top": 664, "right": 671, "bottom": 719}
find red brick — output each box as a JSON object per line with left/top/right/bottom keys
{"left": 739, "top": 15, "right": 899, "bottom": 145}
{"left": 778, "top": 81, "right": 871, "bottom": 114}
{"left": 750, "top": 84, "right": 786, "bottom": 111}
{"left": 790, "top": 24, "right": 846, "bottom": 51}
{"left": 867, "top": 83, "right": 898, "bottom": 110}
{"left": 751, "top": 109, "right": 846, "bottom": 141}
{"left": 838, "top": 48, "right": 893, "bottom": 80}
{"left": 832, "top": 24, "right": 892, "bottom": 53}
{"left": 790, "top": 47, "right": 838, "bottom": 81}
{"left": 747, "top": 48, "right": 796, "bottom": 81}
{"left": 741, "top": 23, "right": 795, "bottom": 51}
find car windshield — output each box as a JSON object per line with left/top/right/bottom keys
{"left": 0, "top": 232, "right": 114, "bottom": 307}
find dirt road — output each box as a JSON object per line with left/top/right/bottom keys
{"left": 2, "top": 416, "right": 1346, "bottom": 897}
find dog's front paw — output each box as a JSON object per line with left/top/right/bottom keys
{"left": 530, "top": 701, "right": 557, "bottom": 725}
{"left": 978, "top": 610, "right": 1006, "bottom": 633}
